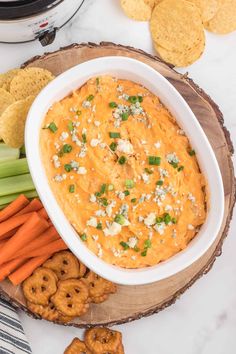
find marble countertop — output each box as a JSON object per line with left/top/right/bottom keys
{"left": 1, "top": 1, "right": 236, "bottom": 353}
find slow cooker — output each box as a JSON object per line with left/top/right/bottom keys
{"left": 0, "top": 0, "right": 85, "bottom": 46}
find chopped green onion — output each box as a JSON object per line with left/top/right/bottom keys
{"left": 96, "top": 77, "right": 100, "bottom": 85}
{"left": 64, "top": 164, "right": 72, "bottom": 172}
{"left": 95, "top": 192, "right": 102, "bottom": 197}
{"left": 144, "top": 168, "right": 153, "bottom": 174}
{"left": 125, "top": 179, "right": 135, "bottom": 189}
{"left": 87, "top": 94, "right": 94, "bottom": 101}
{"left": 68, "top": 121, "right": 73, "bottom": 132}
{"left": 131, "top": 198, "right": 137, "bottom": 203}
{"left": 141, "top": 249, "right": 147, "bottom": 257}
{"left": 188, "top": 149, "right": 196, "bottom": 156}
{"left": 109, "top": 142, "right": 117, "bottom": 151}
{"left": 163, "top": 213, "right": 171, "bottom": 225}
{"left": 109, "top": 102, "right": 118, "bottom": 108}
{"left": 63, "top": 144, "right": 72, "bottom": 153}
{"left": 172, "top": 217, "right": 177, "bottom": 224}
{"left": 100, "top": 184, "right": 107, "bottom": 194}
{"left": 109, "top": 132, "right": 121, "bottom": 138}
{"left": 114, "top": 214, "right": 126, "bottom": 225}
{"left": 99, "top": 197, "right": 108, "bottom": 206}
{"left": 69, "top": 184, "right": 75, "bottom": 193}
{"left": 81, "top": 233, "right": 87, "bottom": 241}
{"left": 107, "top": 184, "right": 114, "bottom": 191}
{"left": 124, "top": 190, "right": 130, "bottom": 196}
{"left": 177, "top": 165, "right": 184, "bottom": 172}
{"left": 138, "top": 95, "right": 143, "bottom": 103}
{"left": 118, "top": 156, "right": 127, "bottom": 165}
{"left": 96, "top": 222, "right": 102, "bottom": 230}
{"left": 156, "top": 216, "right": 163, "bottom": 224}
{"left": 134, "top": 246, "right": 140, "bottom": 252}
{"left": 76, "top": 110, "right": 82, "bottom": 116}
{"left": 82, "top": 133, "right": 87, "bottom": 143}
{"left": 120, "top": 241, "right": 129, "bottom": 250}
{"left": 144, "top": 239, "right": 152, "bottom": 249}
{"left": 156, "top": 180, "right": 163, "bottom": 186}
{"left": 169, "top": 161, "right": 178, "bottom": 168}
{"left": 121, "top": 112, "right": 129, "bottom": 121}
{"left": 148, "top": 156, "right": 161, "bottom": 166}
{"left": 47, "top": 122, "right": 58, "bottom": 133}
{"left": 128, "top": 96, "right": 138, "bottom": 104}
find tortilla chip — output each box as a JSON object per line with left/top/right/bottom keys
{"left": 204, "top": 0, "right": 236, "bottom": 34}
{"left": 150, "top": 0, "right": 204, "bottom": 52}
{"left": 0, "top": 88, "right": 15, "bottom": 116}
{"left": 0, "top": 96, "right": 35, "bottom": 148}
{"left": 188, "top": 0, "right": 220, "bottom": 22}
{"left": 0, "top": 69, "right": 21, "bottom": 92}
{"left": 9, "top": 67, "right": 54, "bottom": 100}
{"left": 120, "top": 0, "right": 153, "bottom": 21}
{"left": 154, "top": 30, "right": 205, "bottom": 67}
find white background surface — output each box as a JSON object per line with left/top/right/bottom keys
{"left": 0, "top": 1, "right": 236, "bottom": 353}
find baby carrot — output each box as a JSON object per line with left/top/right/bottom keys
{"left": 0, "top": 195, "right": 29, "bottom": 222}
{"left": 16, "top": 198, "right": 43, "bottom": 216}
{"left": 0, "top": 213, "right": 49, "bottom": 265}
{"left": 37, "top": 208, "right": 49, "bottom": 219}
{"left": 25, "top": 238, "right": 68, "bottom": 258}
{"left": 0, "top": 212, "right": 35, "bottom": 238}
{"left": 8, "top": 255, "right": 51, "bottom": 285}
{"left": 0, "top": 258, "right": 27, "bottom": 282}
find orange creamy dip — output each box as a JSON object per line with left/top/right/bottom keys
{"left": 40, "top": 76, "right": 206, "bottom": 268}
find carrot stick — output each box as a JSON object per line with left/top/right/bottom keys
{"left": 0, "top": 228, "right": 18, "bottom": 240}
{"left": 0, "top": 212, "right": 38, "bottom": 239}
{"left": 0, "top": 239, "right": 8, "bottom": 249}
{"left": 0, "top": 195, "right": 29, "bottom": 222}
{"left": 26, "top": 239, "right": 67, "bottom": 258}
{"left": 0, "top": 258, "right": 27, "bottom": 282}
{"left": 37, "top": 208, "right": 48, "bottom": 219}
{"left": 0, "top": 213, "right": 49, "bottom": 265}
{"left": 16, "top": 199, "right": 43, "bottom": 216}
{"left": 8, "top": 255, "right": 51, "bottom": 285}
{"left": 14, "top": 226, "right": 59, "bottom": 258}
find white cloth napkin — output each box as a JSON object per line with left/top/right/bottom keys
{"left": 0, "top": 299, "right": 32, "bottom": 354}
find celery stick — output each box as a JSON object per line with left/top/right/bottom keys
{"left": 0, "top": 158, "right": 29, "bottom": 179}
{"left": 0, "top": 190, "right": 38, "bottom": 206}
{"left": 0, "top": 174, "right": 35, "bottom": 197}
{"left": 0, "top": 143, "right": 20, "bottom": 162}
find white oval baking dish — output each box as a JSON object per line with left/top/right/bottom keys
{"left": 25, "top": 56, "right": 224, "bottom": 285}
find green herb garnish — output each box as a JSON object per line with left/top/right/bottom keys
{"left": 96, "top": 222, "right": 102, "bottom": 230}
{"left": 172, "top": 218, "right": 177, "bottom": 224}
{"left": 64, "top": 164, "right": 72, "bottom": 172}
{"left": 156, "top": 216, "right": 164, "bottom": 224}
{"left": 76, "top": 110, "right": 82, "bottom": 116}
{"left": 99, "top": 198, "right": 108, "bottom": 206}
{"left": 163, "top": 213, "right": 171, "bottom": 225}
{"left": 144, "top": 168, "right": 153, "bottom": 174}
{"left": 114, "top": 214, "right": 126, "bottom": 225}
{"left": 118, "top": 156, "right": 127, "bottom": 165}
{"left": 81, "top": 233, "right": 87, "bottom": 241}
{"left": 109, "top": 102, "right": 118, "bottom": 108}
{"left": 144, "top": 239, "right": 152, "bottom": 249}
{"left": 95, "top": 192, "right": 102, "bottom": 197}
{"left": 128, "top": 96, "right": 138, "bottom": 104}
{"left": 47, "top": 122, "right": 58, "bottom": 133}
{"left": 141, "top": 249, "right": 147, "bottom": 257}
{"left": 109, "top": 142, "right": 117, "bottom": 151}
{"left": 177, "top": 165, "right": 184, "bottom": 172}
{"left": 124, "top": 190, "right": 130, "bottom": 196}
{"left": 68, "top": 121, "right": 73, "bottom": 132}
{"left": 125, "top": 179, "right": 135, "bottom": 189}
{"left": 131, "top": 198, "right": 137, "bottom": 203}
{"left": 138, "top": 95, "right": 143, "bottom": 103}
{"left": 69, "top": 184, "right": 75, "bottom": 193}
{"left": 87, "top": 94, "right": 94, "bottom": 101}
{"left": 148, "top": 156, "right": 161, "bottom": 166}
{"left": 121, "top": 112, "right": 129, "bottom": 121}
{"left": 156, "top": 180, "right": 163, "bottom": 186}
{"left": 169, "top": 161, "right": 178, "bottom": 169}
{"left": 63, "top": 144, "right": 72, "bottom": 153}
{"left": 109, "top": 132, "right": 121, "bottom": 138}
{"left": 120, "top": 241, "right": 129, "bottom": 250}
{"left": 188, "top": 149, "right": 196, "bottom": 156}
{"left": 134, "top": 245, "right": 140, "bottom": 252}
{"left": 96, "top": 77, "right": 99, "bottom": 85}
{"left": 82, "top": 133, "right": 87, "bottom": 143}
{"left": 100, "top": 184, "right": 107, "bottom": 194}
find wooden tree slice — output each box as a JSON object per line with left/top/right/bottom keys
{"left": 0, "top": 43, "right": 235, "bottom": 328}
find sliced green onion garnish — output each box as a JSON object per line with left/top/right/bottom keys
{"left": 82, "top": 133, "right": 87, "bottom": 143}
{"left": 128, "top": 96, "right": 138, "bottom": 104}
{"left": 172, "top": 217, "right": 177, "bottom": 224}
{"left": 76, "top": 110, "right": 82, "bottom": 116}
{"left": 118, "top": 156, "right": 127, "bottom": 165}
{"left": 148, "top": 156, "right": 161, "bottom": 166}
{"left": 177, "top": 165, "right": 184, "bottom": 172}
{"left": 121, "top": 112, "right": 129, "bottom": 121}
{"left": 96, "top": 77, "right": 99, "bottom": 85}
{"left": 169, "top": 161, "right": 178, "bottom": 168}
{"left": 99, "top": 197, "right": 108, "bottom": 206}
{"left": 69, "top": 184, "right": 75, "bottom": 193}
{"left": 114, "top": 214, "right": 126, "bottom": 225}
{"left": 81, "top": 233, "right": 87, "bottom": 241}
{"left": 124, "top": 190, "right": 130, "bottom": 196}
{"left": 64, "top": 164, "right": 72, "bottom": 172}
{"left": 188, "top": 149, "right": 196, "bottom": 156}
{"left": 156, "top": 216, "right": 163, "bottom": 224}
{"left": 109, "top": 102, "right": 118, "bottom": 108}
{"left": 141, "top": 249, "right": 147, "bottom": 257}
{"left": 96, "top": 222, "right": 102, "bottom": 230}
{"left": 163, "top": 213, "right": 171, "bottom": 225}
{"left": 156, "top": 180, "right": 163, "bottom": 186}
{"left": 138, "top": 95, "right": 143, "bottom": 103}
{"left": 47, "top": 122, "right": 58, "bottom": 133}
{"left": 144, "top": 168, "right": 153, "bottom": 174}
{"left": 109, "top": 132, "right": 121, "bottom": 138}
{"left": 100, "top": 184, "right": 107, "bottom": 194}
{"left": 87, "top": 94, "right": 94, "bottom": 101}
{"left": 63, "top": 144, "right": 72, "bottom": 153}
{"left": 131, "top": 198, "right": 137, "bottom": 203}
{"left": 109, "top": 142, "right": 117, "bottom": 151}
{"left": 95, "top": 192, "right": 102, "bottom": 197}
{"left": 144, "top": 239, "right": 152, "bottom": 249}
{"left": 125, "top": 179, "right": 135, "bottom": 189}
{"left": 120, "top": 241, "right": 130, "bottom": 250}
{"left": 68, "top": 121, "right": 73, "bottom": 132}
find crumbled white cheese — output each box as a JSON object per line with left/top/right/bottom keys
{"left": 87, "top": 217, "right": 98, "bottom": 228}
{"left": 59, "top": 132, "right": 69, "bottom": 141}
{"left": 141, "top": 173, "right": 150, "bottom": 184}
{"left": 71, "top": 160, "right": 79, "bottom": 169}
{"left": 103, "top": 222, "right": 122, "bottom": 236}
{"left": 52, "top": 155, "right": 60, "bottom": 168}
{"left": 95, "top": 210, "right": 106, "bottom": 217}
{"left": 92, "top": 235, "right": 98, "bottom": 241}
{"left": 141, "top": 140, "right": 147, "bottom": 145}
{"left": 117, "top": 139, "right": 134, "bottom": 155}
{"left": 82, "top": 100, "right": 91, "bottom": 108}
{"left": 117, "top": 191, "right": 125, "bottom": 200}
{"left": 90, "top": 138, "right": 100, "bottom": 147}
{"left": 54, "top": 174, "right": 66, "bottom": 182}
{"left": 144, "top": 213, "right": 156, "bottom": 226}
{"left": 117, "top": 85, "right": 123, "bottom": 92}
{"left": 77, "top": 167, "right": 87, "bottom": 175}
{"left": 188, "top": 224, "right": 195, "bottom": 230}
{"left": 166, "top": 152, "right": 179, "bottom": 164}
{"left": 106, "top": 201, "right": 116, "bottom": 217}
{"left": 188, "top": 193, "right": 196, "bottom": 203}
{"left": 97, "top": 243, "right": 103, "bottom": 258}
{"left": 154, "top": 141, "right": 161, "bottom": 149}
{"left": 154, "top": 222, "right": 165, "bottom": 235}
{"left": 127, "top": 237, "right": 137, "bottom": 249}
{"left": 82, "top": 128, "right": 87, "bottom": 135}
{"left": 54, "top": 142, "right": 60, "bottom": 150}
{"left": 99, "top": 143, "right": 106, "bottom": 149}
{"left": 94, "top": 120, "right": 101, "bottom": 127}
{"left": 165, "top": 205, "right": 173, "bottom": 212}
{"left": 90, "top": 194, "right": 97, "bottom": 203}
{"left": 159, "top": 168, "right": 169, "bottom": 178}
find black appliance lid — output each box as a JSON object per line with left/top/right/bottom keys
{"left": 0, "top": 0, "right": 63, "bottom": 20}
